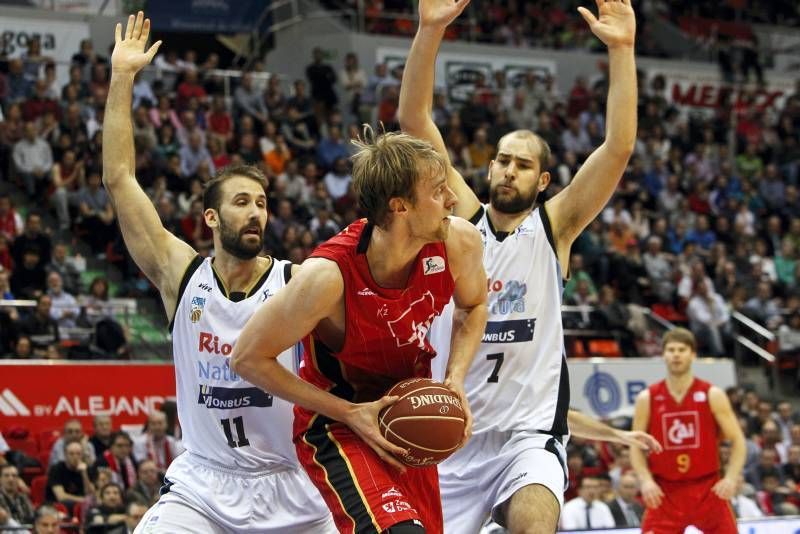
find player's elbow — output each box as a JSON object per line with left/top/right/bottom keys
{"left": 604, "top": 137, "right": 635, "bottom": 161}
{"left": 229, "top": 345, "right": 253, "bottom": 377}
{"left": 397, "top": 108, "right": 425, "bottom": 131}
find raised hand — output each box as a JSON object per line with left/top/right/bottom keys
{"left": 111, "top": 11, "right": 162, "bottom": 76}
{"left": 577, "top": 0, "right": 636, "bottom": 49}
{"left": 419, "top": 0, "right": 471, "bottom": 30}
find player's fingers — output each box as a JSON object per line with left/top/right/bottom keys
{"left": 134, "top": 11, "right": 144, "bottom": 40}
{"left": 125, "top": 14, "right": 135, "bottom": 40}
{"left": 378, "top": 395, "right": 399, "bottom": 408}
{"left": 114, "top": 23, "right": 122, "bottom": 43}
{"left": 367, "top": 438, "right": 406, "bottom": 472}
{"left": 141, "top": 17, "right": 151, "bottom": 42}
{"left": 576, "top": 6, "right": 597, "bottom": 26}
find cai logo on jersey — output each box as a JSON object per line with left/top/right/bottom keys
{"left": 662, "top": 412, "right": 700, "bottom": 450}
{"left": 197, "top": 385, "right": 273, "bottom": 409}
{"left": 387, "top": 291, "right": 437, "bottom": 349}
{"left": 487, "top": 278, "right": 526, "bottom": 315}
{"left": 190, "top": 296, "right": 206, "bottom": 323}
{"left": 482, "top": 319, "right": 535, "bottom": 343}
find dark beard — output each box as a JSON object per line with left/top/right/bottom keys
{"left": 489, "top": 184, "right": 538, "bottom": 214}
{"left": 219, "top": 217, "right": 263, "bottom": 260}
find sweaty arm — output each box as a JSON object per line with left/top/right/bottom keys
{"left": 397, "top": 0, "right": 480, "bottom": 221}
{"left": 568, "top": 409, "right": 662, "bottom": 452}
{"left": 546, "top": 1, "right": 637, "bottom": 252}
{"left": 444, "top": 217, "right": 488, "bottom": 384}
{"left": 103, "top": 12, "right": 194, "bottom": 319}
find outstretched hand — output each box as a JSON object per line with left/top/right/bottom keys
{"left": 419, "top": 0, "right": 471, "bottom": 30}
{"left": 111, "top": 11, "right": 162, "bottom": 76}
{"left": 615, "top": 430, "right": 663, "bottom": 453}
{"left": 577, "top": 0, "right": 636, "bottom": 49}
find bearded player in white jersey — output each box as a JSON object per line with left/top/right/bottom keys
{"left": 103, "top": 12, "right": 334, "bottom": 533}
{"left": 400, "top": 0, "right": 638, "bottom": 532}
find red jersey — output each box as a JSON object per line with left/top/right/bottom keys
{"left": 295, "top": 219, "right": 455, "bottom": 433}
{"left": 647, "top": 378, "right": 720, "bottom": 482}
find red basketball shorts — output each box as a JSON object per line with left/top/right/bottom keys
{"left": 641, "top": 473, "right": 737, "bottom": 534}
{"left": 296, "top": 418, "right": 443, "bottom": 534}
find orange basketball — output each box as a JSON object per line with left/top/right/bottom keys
{"left": 378, "top": 378, "right": 466, "bottom": 467}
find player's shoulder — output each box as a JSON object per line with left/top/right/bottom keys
{"left": 446, "top": 216, "right": 483, "bottom": 250}
{"left": 635, "top": 387, "right": 651, "bottom": 403}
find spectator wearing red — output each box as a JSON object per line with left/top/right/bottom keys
{"left": 206, "top": 95, "right": 233, "bottom": 146}
{"left": 132, "top": 412, "right": 184, "bottom": 474}
{"left": 175, "top": 69, "right": 207, "bottom": 112}
{"left": 22, "top": 80, "right": 60, "bottom": 123}
{"left": 96, "top": 432, "right": 137, "bottom": 491}
{"left": 179, "top": 199, "right": 212, "bottom": 251}
{"left": 0, "top": 194, "right": 23, "bottom": 241}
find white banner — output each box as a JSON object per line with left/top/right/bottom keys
{"left": 647, "top": 66, "right": 796, "bottom": 115}
{"left": 567, "top": 357, "right": 737, "bottom": 418}
{"left": 376, "top": 46, "right": 557, "bottom": 104}
{"left": 0, "top": 16, "right": 91, "bottom": 88}
{"left": 556, "top": 516, "right": 800, "bottom": 533}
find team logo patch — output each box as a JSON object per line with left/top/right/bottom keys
{"left": 422, "top": 256, "right": 445, "bottom": 275}
{"left": 662, "top": 411, "right": 700, "bottom": 450}
{"left": 190, "top": 296, "right": 206, "bottom": 323}
{"left": 693, "top": 391, "right": 707, "bottom": 402}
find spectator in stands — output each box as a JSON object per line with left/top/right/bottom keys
{"left": 76, "top": 168, "right": 116, "bottom": 256}
{"left": 678, "top": 258, "right": 714, "bottom": 304}
{"left": 125, "top": 499, "right": 148, "bottom": 532}
{"left": 9, "top": 247, "right": 45, "bottom": 299}
{"left": 17, "top": 294, "right": 59, "bottom": 355}
{"left": 32, "top": 504, "right": 60, "bottom": 534}
{"left": 46, "top": 441, "right": 94, "bottom": 509}
{"left": 6, "top": 59, "right": 31, "bottom": 105}
{"left": 88, "top": 415, "right": 113, "bottom": 460}
{"left": 85, "top": 482, "right": 127, "bottom": 530}
{"left": 96, "top": 432, "right": 137, "bottom": 492}
{"left": 306, "top": 47, "right": 338, "bottom": 117}
{"left": 745, "top": 281, "right": 784, "bottom": 330}
{"left": 0, "top": 464, "right": 34, "bottom": 524}
{"left": 322, "top": 157, "right": 352, "bottom": 202}
{"left": 756, "top": 468, "right": 799, "bottom": 516}
{"left": 206, "top": 95, "right": 233, "bottom": 147}
{"left": 281, "top": 105, "right": 316, "bottom": 158}
{"left": 339, "top": 52, "right": 366, "bottom": 123}
{"left": 46, "top": 271, "right": 80, "bottom": 332}
{"left": 126, "top": 460, "right": 160, "bottom": 507}
{"left": 783, "top": 445, "right": 800, "bottom": 486}
{"left": 0, "top": 502, "right": 23, "bottom": 533}
{"left": 175, "top": 69, "right": 207, "bottom": 112}
{"left": 316, "top": 126, "right": 349, "bottom": 171}
{"left": 132, "top": 412, "right": 183, "bottom": 474}
{"left": 51, "top": 149, "right": 85, "bottom": 231}
{"left": 48, "top": 419, "right": 96, "bottom": 468}
{"left": 11, "top": 212, "right": 51, "bottom": 272}
{"left": 47, "top": 242, "right": 81, "bottom": 296}
{"left": 606, "top": 472, "right": 643, "bottom": 527}
{"left": 0, "top": 194, "right": 23, "bottom": 242}
{"left": 731, "top": 473, "right": 763, "bottom": 519}
{"left": 308, "top": 208, "right": 340, "bottom": 243}
{"left": 642, "top": 235, "right": 675, "bottom": 303}
{"left": 747, "top": 448, "right": 784, "bottom": 490}
{"left": 22, "top": 80, "right": 59, "bottom": 124}
{"left": 687, "top": 279, "right": 731, "bottom": 356}
{"left": 179, "top": 131, "right": 214, "bottom": 179}
{"left": 13, "top": 121, "right": 53, "bottom": 198}
{"left": 560, "top": 475, "right": 615, "bottom": 530}
{"left": 12, "top": 336, "right": 32, "bottom": 359}
{"left": 234, "top": 72, "right": 268, "bottom": 127}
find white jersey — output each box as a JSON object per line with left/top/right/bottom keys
{"left": 431, "top": 205, "right": 569, "bottom": 435}
{"left": 171, "top": 256, "right": 299, "bottom": 471}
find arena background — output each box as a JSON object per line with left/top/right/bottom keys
{"left": 0, "top": 0, "right": 798, "bottom": 532}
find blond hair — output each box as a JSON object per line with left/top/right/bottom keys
{"left": 662, "top": 327, "right": 696, "bottom": 352}
{"left": 351, "top": 126, "right": 446, "bottom": 228}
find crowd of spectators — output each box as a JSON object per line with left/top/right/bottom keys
{"left": 553, "top": 390, "right": 800, "bottom": 530}
{"left": 0, "top": 407, "right": 178, "bottom": 532}
{"left": 0, "top": 10, "right": 798, "bottom": 367}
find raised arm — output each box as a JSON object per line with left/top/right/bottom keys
{"left": 545, "top": 0, "right": 637, "bottom": 248}
{"left": 397, "top": 0, "right": 480, "bottom": 220}
{"left": 443, "top": 217, "right": 488, "bottom": 443}
{"left": 103, "top": 12, "right": 195, "bottom": 318}
{"left": 709, "top": 386, "right": 746, "bottom": 500}
{"left": 568, "top": 409, "right": 662, "bottom": 452}
{"left": 231, "top": 258, "right": 409, "bottom": 470}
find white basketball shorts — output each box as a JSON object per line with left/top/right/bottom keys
{"left": 439, "top": 430, "right": 568, "bottom": 534}
{"left": 135, "top": 452, "right": 335, "bottom": 534}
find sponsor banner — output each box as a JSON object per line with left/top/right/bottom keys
{"left": 568, "top": 357, "right": 736, "bottom": 418}
{"left": 0, "top": 361, "right": 175, "bottom": 434}
{"left": 647, "top": 66, "right": 796, "bottom": 115}
{"left": 0, "top": 16, "right": 90, "bottom": 88}
{"left": 554, "top": 516, "right": 800, "bottom": 533}
{"left": 148, "top": 0, "right": 265, "bottom": 34}
{"left": 376, "top": 46, "right": 557, "bottom": 104}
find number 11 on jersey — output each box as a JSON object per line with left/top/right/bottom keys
{"left": 221, "top": 416, "right": 250, "bottom": 448}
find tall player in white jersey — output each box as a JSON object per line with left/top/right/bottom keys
{"left": 399, "top": 0, "right": 638, "bottom": 531}
{"left": 102, "top": 13, "right": 334, "bottom": 533}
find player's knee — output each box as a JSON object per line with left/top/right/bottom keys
{"left": 382, "top": 519, "right": 425, "bottom": 534}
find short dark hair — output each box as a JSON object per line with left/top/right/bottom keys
{"left": 110, "top": 431, "right": 132, "bottom": 447}
{"left": 202, "top": 164, "right": 268, "bottom": 212}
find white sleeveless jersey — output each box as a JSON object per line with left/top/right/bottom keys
{"left": 431, "top": 205, "right": 570, "bottom": 436}
{"left": 171, "top": 256, "right": 299, "bottom": 471}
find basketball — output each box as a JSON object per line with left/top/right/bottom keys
{"left": 378, "top": 378, "right": 466, "bottom": 467}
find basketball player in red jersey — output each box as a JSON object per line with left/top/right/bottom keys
{"left": 232, "top": 129, "right": 488, "bottom": 534}
{"left": 631, "top": 328, "right": 745, "bottom": 533}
